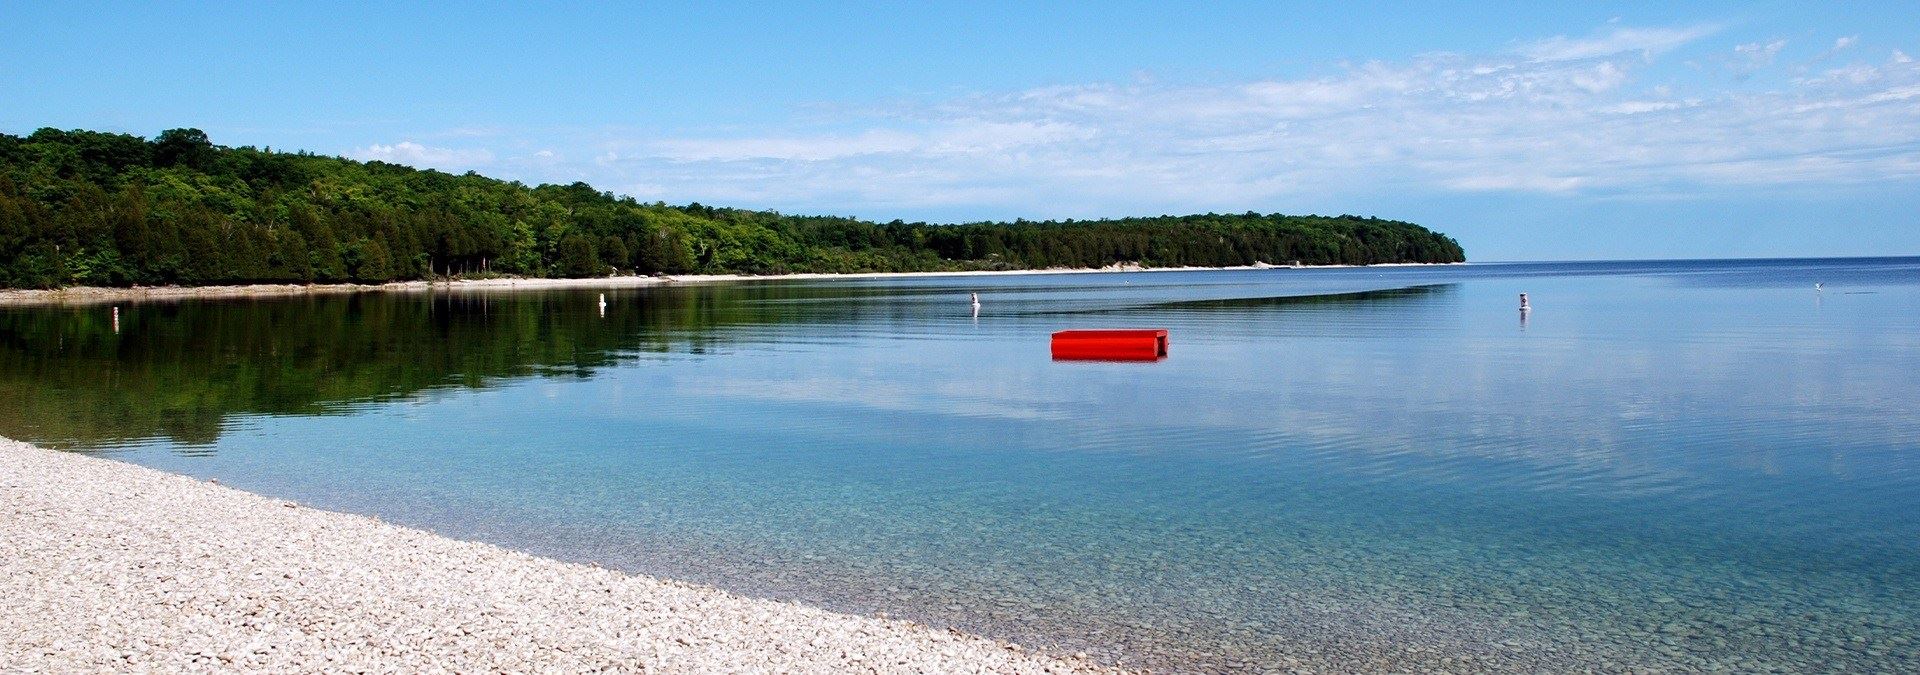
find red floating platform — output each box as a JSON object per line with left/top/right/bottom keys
{"left": 1050, "top": 329, "right": 1169, "bottom": 361}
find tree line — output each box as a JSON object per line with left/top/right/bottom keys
{"left": 0, "top": 128, "right": 1465, "bottom": 288}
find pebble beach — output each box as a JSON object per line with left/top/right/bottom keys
{"left": 0, "top": 438, "right": 1109, "bottom": 673}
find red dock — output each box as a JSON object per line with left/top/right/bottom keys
{"left": 1050, "top": 329, "right": 1169, "bottom": 361}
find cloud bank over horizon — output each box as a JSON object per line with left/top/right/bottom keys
{"left": 348, "top": 24, "right": 1920, "bottom": 225}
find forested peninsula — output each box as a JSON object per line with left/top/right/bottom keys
{"left": 0, "top": 128, "right": 1465, "bottom": 289}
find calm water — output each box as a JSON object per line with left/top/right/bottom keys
{"left": 5, "top": 259, "right": 1919, "bottom": 672}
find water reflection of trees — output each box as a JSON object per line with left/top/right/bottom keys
{"left": 0, "top": 283, "right": 911, "bottom": 447}
{"left": 0, "top": 282, "right": 1463, "bottom": 448}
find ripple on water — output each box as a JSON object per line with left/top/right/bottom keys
{"left": 17, "top": 260, "right": 1920, "bottom": 672}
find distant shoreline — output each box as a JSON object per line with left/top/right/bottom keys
{"left": 0, "top": 262, "right": 1461, "bottom": 306}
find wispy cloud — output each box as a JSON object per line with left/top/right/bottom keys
{"left": 649, "top": 121, "right": 1096, "bottom": 162}
{"left": 1728, "top": 39, "right": 1788, "bottom": 76}
{"left": 654, "top": 129, "right": 918, "bottom": 162}
{"left": 353, "top": 24, "right": 1920, "bottom": 217}
{"left": 1516, "top": 24, "right": 1719, "bottom": 61}
{"left": 351, "top": 141, "right": 494, "bottom": 171}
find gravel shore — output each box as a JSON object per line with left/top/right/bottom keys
{"left": 0, "top": 438, "right": 1111, "bottom": 673}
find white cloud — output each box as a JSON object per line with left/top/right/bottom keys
{"left": 1731, "top": 39, "right": 1788, "bottom": 73}
{"left": 439, "top": 126, "right": 504, "bottom": 138}
{"left": 653, "top": 129, "right": 920, "bottom": 161}
{"left": 1861, "top": 83, "right": 1920, "bottom": 103}
{"left": 1802, "top": 62, "right": 1884, "bottom": 86}
{"left": 363, "top": 24, "right": 1920, "bottom": 215}
{"left": 1444, "top": 174, "right": 1586, "bottom": 193}
{"left": 924, "top": 120, "right": 1096, "bottom": 154}
{"left": 351, "top": 141, "right": 494, "bottom": 171}
{"left": 1517, "top": 25, "right": 1718, "bottom": 61}
{"left": 1603, "top": 100, "right": 1686, "bottom": 114}
{"left": 1568, "top": 61, "right": 1630, "bottom": 92}
{"left": 649, "top": 121, "right": 1099, "bottom": 163}
{"left": 1801, "top": 36, "right": 1864, "bottom": 72}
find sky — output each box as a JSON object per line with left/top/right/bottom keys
{"left": 4, "top": 1, "right": 1918, "bottom": 260}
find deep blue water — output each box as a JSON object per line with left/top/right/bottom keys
{"left": 6, "top": 258, "right": 1919, "bottom": 671}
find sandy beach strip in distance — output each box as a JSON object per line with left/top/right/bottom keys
{"left": 0, "top": 261, "right": 1461, "bottom": 306}
{"left": 0, "top": 438, "right": 1113, "bottom": 673}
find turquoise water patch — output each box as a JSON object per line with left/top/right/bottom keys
{"left": 5, "top": 258, "right": 1918, "bottom": 671}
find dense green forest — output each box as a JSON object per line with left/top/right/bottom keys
{"left": 0, "top": 128, "right": 1464, "bottom": 289}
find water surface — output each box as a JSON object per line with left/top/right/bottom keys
{"left": 5, "top": 258, "right": 1918, "bottom": 672}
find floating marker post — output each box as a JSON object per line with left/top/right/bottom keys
{"left": 1051, "top": 329, "right": 1169, "bottom": 361}
{"left": 111, "top": 306, "right": 120, "bottom": 334}
{"left": 1519, "top": 293, "right": 1531, "bottom": 312}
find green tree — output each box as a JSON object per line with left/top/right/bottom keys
{"left": 600, "top": 235, "right": 629, "bottom": 271}
{"left": 354, "top": 238, "right": 394, "bottom": 282}
{"left": 153, "top": 128, "right": 216, "bottom": 172}
{"left": 556, "top": 233, "right": 600, "bottom": 277}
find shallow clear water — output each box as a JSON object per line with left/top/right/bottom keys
{"left": 5, "top": 258, "right": 1919, "bottom": 671}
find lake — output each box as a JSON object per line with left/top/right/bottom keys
{"left": 4, "top": 258, "right": 1918, "bottom": 672}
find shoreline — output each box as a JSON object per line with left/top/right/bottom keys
{"left": 0, "top": 436, "right": 1111, "bottom": 672}
{"left": 0, "top": 262, "right": 1461, "bottom": 306}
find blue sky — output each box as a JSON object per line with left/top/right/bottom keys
{"left": 4, "top": 2, "right": 1918, "bottom": 260}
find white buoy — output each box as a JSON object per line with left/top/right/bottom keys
{"left": 598, "top": 293, "right": 607, "bottom": 317}
{"left": 111, "top": 306, "right": 120, "bottom": 333}
{"left": 1519, "top": 292, "right": 1531, "bottom": 312}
